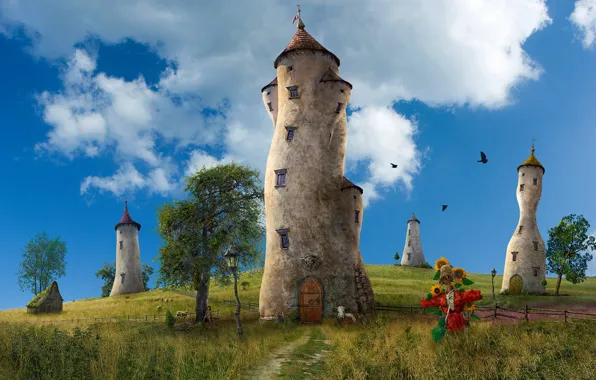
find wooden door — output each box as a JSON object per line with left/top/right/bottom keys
{"left": 509, "top": 274, "right": 523, "bottom": 295}
{"left": 300, "top": 278, "right": 322, "bottom": 323}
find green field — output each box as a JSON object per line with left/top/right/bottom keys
{"left": 1, "top": 265, "right": 595, "bottom": 379}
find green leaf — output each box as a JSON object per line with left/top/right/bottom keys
{"left": 470, "top": 313, "right": 481, "bottom": 320}
{"left": 431, "top": 326, "right": 447, "bottom": 342}
{"left": 424, "top": 307, "right": 440, "bottom": 314}
{"left": 438, "top": 316, "right": 446, "bottom": 327}
{"left": 454, "top": 283, "right": 462, "bottom": 289}
{"left": 426, "top": 293, "right": 432, "bottom": 300}
{"left": 433, "top": 309, "right": 443, "bottom": 316}
{"left": 433, "top": 270, "right": 440, "bottom": 280}
{"left": 462, "top": 277, "right": 474, "bottom": 285}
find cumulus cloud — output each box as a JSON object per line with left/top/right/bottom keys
{"left": 0, "top": 0, "right": 552, "bottom": 202}
{"left": 570, "top": 0, "right": 596, "bottom": 48}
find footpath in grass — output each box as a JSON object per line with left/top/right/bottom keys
{"left": 277, "top": 327, "right": 333, "bottom": 379}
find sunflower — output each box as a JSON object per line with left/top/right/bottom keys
{"left": 430, "top": 285, "right": 443, "bottom": 297}
{"left": 434, "top": 257, "right": 450, "bottom": 270}
{"left": 463, "top": 302, "right": 476, "bottom": 311}
{"left": 453, "top": 267, "right": 467, "bottom": 283}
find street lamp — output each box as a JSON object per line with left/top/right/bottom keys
{"left": 491, "top": 268, "right": 497, "bottom": 301}
{"left": 223, "top": 243, "right": 243, "bottom": 340}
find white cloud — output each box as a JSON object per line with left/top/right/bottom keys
{"left": 570, "top": 0, "right": 596, "bottom": 48}
{"left": 0, "top": 0, "right": 552, "bottom": 202}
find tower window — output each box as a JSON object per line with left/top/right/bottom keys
{"left": 276, "top": 228, "right": 289, "bottom": 249}
{"left": 267, "top": 91, "right": 271, "bottom": 95}
{"left": 287, "top": 66, "right": 293, "bottom": 72}
{"left": 335, "top": 102, "right": 343, "bottom": 113}
{"left": 120, "top": 273, "right": 126, "bottom": 284}
{"left": 409, "top": 229, "right": 411, "bottom": 235}
{"left": 267, "top": 102, "right": 273, "bottom": 111}
{"left": 533, "top": 267, "right": 539, "bottom": 277}
{"left": 407, "top": 252, "right": 411, "bottom": 260}
{"left": 287, "top": 86, "right": 299, "bottom": 99}
{"left": 533, "top": 241, "right": 538, "bottom": 251}
{"left": 340, "top": 89, "right": 344, "bottom": 93}
{"left": 518, "top": 225, "right": 523, "bottom": 234}
{"left": 522, "top": 173, "right": 525, "bottom": 176}
{"left": 285, "top": 126, "right": 296, "bottom": 141}
{"left": 519, "top": 184, "right": 524, "bottom": 191}
{"left": 354, "top": 210, "right": 360, "bottom": 223}
{"left": 119, "top": 241, "right": 123, "bottom": 249}
{"left": 353, "top": 195, "right": 356, "bottom": 200}
{"left": 533, "top": 178, "right": 537, "bottom": 185}
{"left": 512, "top": 252, "right": 518, "bottom": 261}
{"left": 274, "top": 169, "right": 287, "bottom": 187}
{"left": 408, "top": 240, "right": 411, "bottom": 247}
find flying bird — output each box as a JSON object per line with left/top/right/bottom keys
{"left": 390, "top": 163, "right": 398, "bottom": 168}
{"left": 442, "top": 205, "right": 448, "bottom": 212}
{"left": 478, "top": 151, "right": 488, "bottom": 164}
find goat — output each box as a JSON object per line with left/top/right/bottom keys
{"left": 176, "top": 310, "right": 189, "bottom": 318}
{"left": 336, "top": 306, "right": 357, "bottom": 324}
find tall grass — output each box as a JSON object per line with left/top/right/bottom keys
{"left": 0, "top": 320, "right": 302, "bottom": 380}
{"left": 319, "top": 315, "right": 596, "bottom": 380}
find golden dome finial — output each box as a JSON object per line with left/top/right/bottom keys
{"left": 294, "top": 5, "right": 305, "bottom": 29}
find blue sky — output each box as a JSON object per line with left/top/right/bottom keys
{"left": 1, "top": 0, "right": 596, "bottom": 310}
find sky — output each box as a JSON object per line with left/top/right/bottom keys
{"left": 1, "top": 0, "right": 596, "bottom": 310}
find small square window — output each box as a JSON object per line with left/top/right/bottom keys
{"left": 276, "top": 229, "right": 289, "bottom": 249}
{"left": 518, "top": 225, "right": 523, "bottom": 234}
{"left": 522, "top": 173, "right": 525, "bottom": 176}
{"left": 285, "top": 126, "right": 296, "bottom": 141}
{"left": 512, "top": 252, "right": 518, "bottom": 261}
{"left": 335, "top": 102, "right": 343, "bottom": 113}
{"left": 267, "top": 91, "right": 271, "bottom": 95}
{"left": 119, "top": 241, "right": 123, "bottom": 249}
{"left": 340, "top": 89, "right": 344, "bottom": 93}
{"left": 533, "top": 178, "right": 537, "bottom": 185}
{"left": 519, "top": 184, "right": 524, "bottom": 191}
{"left": 267, "top": 102, "right": 273, "bottom": 111}
{"left": 288, "top": 86, "right": 299, "bottom": 98}
{"left": 533, "top": 267, "right": 539, "bottom": 277}
{"left": 354, "top": 210, "right": 360, "bottom": 223}
{"left": 353, "top": 195, "right": 356, "bottom": 200}
{"left": 274, "top": 169, "right": 287, "bottom": 187}
{"left": 287, "top": 66, "right": 293, "bottom": 72}
{"left": 533, "top": 241, "right": 538, "bottom": 251}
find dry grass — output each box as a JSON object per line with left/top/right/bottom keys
{"left": 319, "top": 315, "right": 596, "bottom": 380}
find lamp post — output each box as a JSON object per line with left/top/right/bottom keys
{"left": 491, "top": 268, "right": 497, "bottom": 300}
{"left": 224, "top": 244, "right": 243, "bottom": 340}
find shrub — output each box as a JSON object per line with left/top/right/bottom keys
{"left": 540, "top": 279, "right": 547, "bottom": 287}
{"left": 165, "top": 310, "right": 175, "bottom": 328}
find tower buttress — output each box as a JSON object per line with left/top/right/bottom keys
{"left": 501, "top": 143, "right": 546, "bottom": 294}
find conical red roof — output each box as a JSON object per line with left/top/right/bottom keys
{"left": 274, "top": 28, "right": 340, "bottom": 68}
{"left": 115, "top": 200, "right": 141, "bottom": 231}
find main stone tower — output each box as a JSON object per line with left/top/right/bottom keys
{"left": 110, "top": 200, "right": 144, "bottom": 296}
{"left": 401, "top": 213, "right": 426, "bottom": 266}
{"left": 501, "top": 143, "right": 546, "bottom": 294}
{"left": 258, "top": 10, "right": 375, "bottom": 321}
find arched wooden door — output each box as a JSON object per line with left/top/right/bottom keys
{"left": 509, "top": 274, "right": 523, "bottom": 295}
{"left": 300, "top": 278, "right": 323, "bottom": 323}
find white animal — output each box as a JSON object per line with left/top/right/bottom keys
{"left": 336, "top": 306, "right": 357, "bottom": 323}
{"left": 176, "top": 310, "right": 189, "bottom": 318}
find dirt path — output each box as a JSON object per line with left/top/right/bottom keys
{"left": 244, "top": 327, "right": 333, "bottom": 380}
{"left": 243, "top": 332, "right": 310, "bottom": 380}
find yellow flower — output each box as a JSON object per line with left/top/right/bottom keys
{"left": 453, "top": 267, "right": 467, "bottom": 283}
{"left": 430, "top": 285, "right": 443, "bottom": 297}
{"left": 434, "top": 257, "right": 450, "bottom": 270}
{"left": 463, "top": 302, "right": 476, "bottom": 311}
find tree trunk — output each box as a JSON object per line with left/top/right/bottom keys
{"left": 233, "top": 269, "right": 244, "bottom": 340}
{"left": 195, "top": 273, "right": 210, "bottom": 323}
{"left": 555, "top": 272, "right": 563, "bottom": 295}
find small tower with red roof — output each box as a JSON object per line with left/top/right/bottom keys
{"left": 110, "top": 200, "right": 144, "bottom": 296}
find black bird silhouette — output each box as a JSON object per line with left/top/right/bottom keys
{"left": 478, "top": 151, "right": 488, "bottom": 164}
{"left": 390, "top": 163, "right": 398, "bottom": 168}
{"left": 442, "top": 205, "right": 448, "bottom": 211}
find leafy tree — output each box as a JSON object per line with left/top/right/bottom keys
{"left": 394, "top": 252, "right": 400, "bottom": 264}
{"left": 546, "top": 214, "right": 596, "bottom": 295}
{"left": 95, "top": 261, "right": 155, "bottom": 297}
{"left": 241, "top": 281, "right": 250, "bottom": 291}
{"left": 17, "top": 232, "right": 67, "bottom": 295}
{"left": 156, "top": 163, "right": 265, "bottom": 322}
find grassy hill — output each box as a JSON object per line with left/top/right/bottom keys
{"left": 1, "top": 265, "right": 595, "bottom": 323}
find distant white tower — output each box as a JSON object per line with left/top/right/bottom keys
{"left": 110, "top": 200, "right": 144, "bottom": 296}
{"left": 501, "top": 143, "right": 546, "bottom": 294}
{"left": 401, "top": 213, "right": 426, "bottom": 266}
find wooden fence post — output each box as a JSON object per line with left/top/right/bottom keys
{"left": 410, "top": 306, "right": 413, "bottom": 315}
{"left": 494, "top": 304, "right": 497, "bottom": 319}
{"left": 145, "top": 315, "right": 148, "bottom": 321}
{"left": 564, "top": 309, "right": 567, "bottom": 323}
{"left": 524, "top": 305, "right": 528, "bottom": 321}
